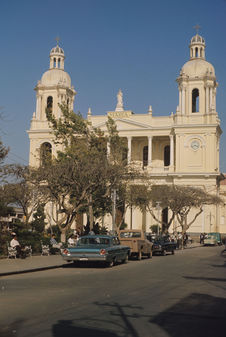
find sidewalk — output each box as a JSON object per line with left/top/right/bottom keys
{"left": 0, "top": 254, "right": 66, "bottom": 277}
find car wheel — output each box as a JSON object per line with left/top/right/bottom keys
{"left": 161, "top": 250, "right": 166, "bottom": 256}
{"left": 122, "top": 254, "right": 129, "bottom": 264}
{"left": 147, "top": 252, "right": 152, "bottom": 259}
{"left": 137, "top": 250, "right": 142, "bottom": 260}
{"left": 171, "top": 250, "right": 175, "bottom": 255}
{"left": 107, "top": 258, "right": 116, "bottom": 268}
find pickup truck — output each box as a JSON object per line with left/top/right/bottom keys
{"left": 119, "top": 229, "right": 153, "bottom": 260}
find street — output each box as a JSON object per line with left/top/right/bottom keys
{"left": 0, "top": 246, "right": 225, "bottom": 337}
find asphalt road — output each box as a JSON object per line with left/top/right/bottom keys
{"left": 0, "top": 246, "right": 225, "bottom": 337}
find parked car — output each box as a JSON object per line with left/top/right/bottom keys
{"left": 150, "top": 236, "right": 177, "bottom": 256}
{"left": 119, "top": 229, "right": 153, "bottom": 260}
{"left": 203, "top": 232, "right": 222, "bottom": 246}
{"left": 61, "top": 235, "right": 130, "bottom": 267}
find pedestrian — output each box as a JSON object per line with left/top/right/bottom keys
{"left": 10, "top": 233, "right": 26, "bottom": 258}
{"left": 183, "top": 232, "right": 188, "bottom": 247}
{"left": 68, "top": 234, "right": 78, "bottom": 247}
{"left": 50, "top": 234, "right": 63, "bottom": 249}
{"left": 200, "top": 232, "right": 204, "bottom": 244}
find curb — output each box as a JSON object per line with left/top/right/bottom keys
{"left": 0, "top": 264, "right": 64, "bottom": 277}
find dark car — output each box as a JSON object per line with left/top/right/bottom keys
{"left": 62, "top": 235, "right": 130, "bottom": 267}
{"left": 150, "top": 236, "right": 177, "bottom": 256}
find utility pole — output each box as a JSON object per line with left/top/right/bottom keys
{"left": 112, "top": 189, "right": 117, "bottom": 232}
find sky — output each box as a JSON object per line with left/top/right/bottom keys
{"left": 0, "top": 0, "right": 226, "bottom": 170}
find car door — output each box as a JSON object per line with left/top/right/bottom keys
{"left": 112, "top": 237, "right": 124, "bottom": 260}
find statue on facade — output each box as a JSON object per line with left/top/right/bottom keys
{"left": 115, "top": 89, "right": 124, "bottom": 111}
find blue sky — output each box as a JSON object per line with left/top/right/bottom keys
{"left": 0, "top": 0, "right": 226, "bottom": 170}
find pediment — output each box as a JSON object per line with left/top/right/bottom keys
{"left": 94, "top": 118, "right": 151, "bottom": 131}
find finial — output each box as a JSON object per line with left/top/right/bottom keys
{"left": 56, "top": 36, "right": 60, "bottom": 46}
{"left": 115, "top": 89, "right": 124, "bottom": 112}
{"left": 88, "top": 107, "right": 92, "bottom": 116}
{"left": 148, "top": 105, "right": 152, "bottom": 115}
{"left": 193, "top": 24, "right": 201, "bottom": 34}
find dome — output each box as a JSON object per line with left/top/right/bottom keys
{"left": 181, "top": 59, "right": 215, "bottom": 78}
{"left": 41, "top": 68, "right": 71, "bottom": 87}
{"left": 50, "top": 45, "right": 64, "bottom": 56}
{"left": 190, "top": 34, "right": 205, "bottom": 45}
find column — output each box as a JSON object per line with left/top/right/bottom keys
{"left": 179, "top": 89, "right": 182, "bottom": 113}
{"left": 57, "top": 94, "right": 61, "bottom": 118}
{"left": 148, "top": 136, "right": 152, "bottom": 166}
{"left": 206, "top": 86, "right": 209, "bottom": 114}
{"left": 213, "top": 88, "right": 216, "bottom": 111}
{"left": 36, "top": 95, "right": 42, "bottom": 119}
{"left": 182, "top": 87, "right": 185, "bottom": 114}
{"left": 170, "top": 135, "right": 174, "bottom": 167}
{"left": 210, "top": 87, "right": 213, "bottom": 111}
{"left": 35, "top": 96, "right": 39, "bottom": 119}
{"left": 127, "top": 137, "right": 132, "bottom": 164}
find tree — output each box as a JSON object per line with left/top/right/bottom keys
{"left": 31, "top": 104, "right": 134, "bottom": 241}
{"left": 30, "top": 204, "right": 46, "bottom": 233}
{"left": 0, "top": 138, "right": 9, "bottom": 182}
{"left": 121, "top": 184, "right": 222, "bottom": 245}
{"left": 3, "top": 165, "right": 46, "bottom": 226}
{"left": 161, "top": 185, "right": 222, "bottom": 240}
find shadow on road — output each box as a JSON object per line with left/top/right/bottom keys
{"left": 183, "top": 275, "right": 226, "bottom": 282}
{"left": 52, "top": 320, "right": 119, "bottom": 337}
{"left": 150, "top": 293, "right": 226, "bottom": 337}
{"left": 2, "top": 295, "right": 225, "bottom": 337}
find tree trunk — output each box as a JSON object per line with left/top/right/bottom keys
{"left": 60, "top": 228, "right": 67, "bottom": 243}
{"left": 88, "top": 194, "right": 94, "bottom": 231}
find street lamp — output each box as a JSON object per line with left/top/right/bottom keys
{"left": 156, "top": 201, "right": 161, "bottom": 236}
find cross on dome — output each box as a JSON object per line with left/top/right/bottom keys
{"left": 193, "top": 24, "right": 201, "bottom": 34}
{"left": 56, "top": 36, "right": 60, "bottom": 46}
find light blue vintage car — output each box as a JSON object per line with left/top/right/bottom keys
{"left": 62, "top": 235, "right": 130, "bottom": 267}
{"left": 203, "top": 232, "right": 222, "bottom": 246}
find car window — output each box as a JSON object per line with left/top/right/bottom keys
{"left": 120, "top": 232, "right": 141, "bottom": 238}
{"left": 113, "top": 237, "right": 120, "bottom": 245}
{"left": 78, "top": 238, "right": 110, "bottom": 245}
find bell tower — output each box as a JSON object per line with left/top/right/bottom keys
{"left": 176, "top": 32, "right": 218, "bottom": 117}
{"left": 174, "top": 32, "right": 221, "bottom": 176}
{"left": 28, "top": 41, "right": 76, "bottom": 167}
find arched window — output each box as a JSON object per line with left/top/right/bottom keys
{"left": 143, "top": 146, "right": 148, "bottom": 167}
{"left": 67, "top": 98, "right": 69, "bottom": 109}
{"left": 54, "top": 58, "right": 56, "bottom": 68}
{"left": 47, "top": 96, "right": 53, "bottom": 113}
{"left": 164, "top": 145, "right": 170, "bottom": 166}
{"left": 58, "top": 58, "right": 61, "bottom": 68}
{"left": 192, "top": 88, "right": 199, "bottom": 113}
{"left": 195, "top": 47, "right": 198, "bottom": 58}
{"left": 40, "top": 142, "right": 52, "bottom": 166}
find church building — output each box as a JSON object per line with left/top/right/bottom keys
{"left": 27, "top": 33, "right": 226, "bottom": 235}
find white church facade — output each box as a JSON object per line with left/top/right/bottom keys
{"left": 28, "top": 33, "right": 226, "bottom": 235}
